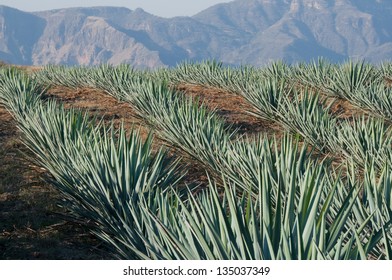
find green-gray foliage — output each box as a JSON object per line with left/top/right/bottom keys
{"left": 2, "top": 61, "right": 392, "bottom": 260}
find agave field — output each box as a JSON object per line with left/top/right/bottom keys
{"left": 1, "top": 59, "right": 392, "bottom": 259}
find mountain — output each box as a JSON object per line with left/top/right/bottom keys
{"left": 0, "top": 6, "right": 46, "bottom": 65}
{"left": 0, "top": 0, "right": 392, "bottom": 67}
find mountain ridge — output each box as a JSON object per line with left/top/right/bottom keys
{"left": 1, "top": 0, "right": 392, "bottom": 67}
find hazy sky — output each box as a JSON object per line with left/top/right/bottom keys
{"left": 0, "top": 0, "right": 234, "bottom": 17}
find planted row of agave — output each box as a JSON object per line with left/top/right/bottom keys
{"left": 238, "top": 76, "right": 392, "bottom": 172}
{"left": 294, "top": 59, "right": 392, "bottom": 123}
{"left": 0, "top": 68, "right": 185, "bottom": 259}
{"left": 31, "top": 62, "right": 392, "bottom": 259}
{"left": 148, "top": 60, "right": 392, "bottom": 172}
{"left": 164, "top": 59, "right": 392, "bottom": 106}
{"left": 118, "top": 61, "right": 392, "bottom": 172}
{"left": 33, "top": 63, "right": 391, "bottom": 189}
{"left": 107, "top": 60, "right": 387, "bottom": 173}
{"left": 161, "top": 59, "right": 392, "bottom": 125}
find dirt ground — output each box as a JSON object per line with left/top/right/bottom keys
{"left": 0, "top": 105, "right": 110, "bottom": 259}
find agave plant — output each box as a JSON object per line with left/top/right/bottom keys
{"left": 169, "top": 60, "right": 228, "bottom": 87}
{"left": 0, "top": 68, "right": 44, "bottom": 122}
{"left": 34, "top": 65, "right": 93, "bottom": 88}
{"left": 239, "top": 76, "right": 289, "bottom": 122}
{"left": 87, "top": 64, "right": 147, "bottom": 99}
{"left": 134, "top": 137, "right": 384, "bottom": 260}
{"left": 152, "top": 135, "right": 392, "bottom": 260}
{"left": 331, "top": 61, "right": 379, "bottom": 100}
{"left": 347, "top": 81, "right": 392, "bottom": 122}
{"left": 380, "top": 61, "right": 392, "bottom": 84}
{"left": 334, "top": 116, "right": 392, "bottom": 171}
{"left": 122, "top": 79, "right": 233, "bottom": 176}
{"left": 17, "top": 102, "right": 185, "bottom": 259}
{"left": 293, "top": 58, "right": 339, "bottom": 97}
{"left": 344, "top": 161, "right": 392, "bottom": 259}
{"left": 167, "top": 60, "right": 266, "bottom": 96}
{"left": 277, "top": 90, "right": 338, "bottom": 153}
{"left": 261, "top": 60, "right": 293, "bottom": 82}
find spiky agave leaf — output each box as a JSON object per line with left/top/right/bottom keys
{"left": 348, "top": 81, "right": 392, "bottom": 122}
{"left": 293, "top": 58, "right": 339, "bottom": 97}
{"left": 278, "top": 90, "right": 338, "bottom": 153}
{"left": 239, "top": 77, "right": 289, "bottom": 122}
{"left": 136, "top": 166, "right": 367, "bottom": 260}
{"left": 17, "top": 103, "right": 185, "bottom": 259}
{"left": 0, "top": 68, "right": 44, "bottom": 121}
{"left": 334, "top": 116, "right": 392, "bottom": 171}
{"left": 331, "top": 60, "right": 379, "bottom": 100}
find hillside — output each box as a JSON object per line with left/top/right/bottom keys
{"left": 1, "top": 0, "right": 392, "bottom": 67}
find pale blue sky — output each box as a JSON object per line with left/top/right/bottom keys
{"left": 0, "top": 0, "right": 234, "bottom": 17}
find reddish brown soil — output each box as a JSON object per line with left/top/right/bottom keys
{"left": 46, "top": 86, "right": 146, "bottom": 130}
{"left": 0, "top": 105, "right": 110, "bottom": 259}
{"left": 176, "top": 84, "right": 281, "bottom": 135}
{"left": 326, "top": 97, "right": 369, "bottom": 120}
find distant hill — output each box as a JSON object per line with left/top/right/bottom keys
{"left": 1, "top": 0, "right": 392, "bottom": 67}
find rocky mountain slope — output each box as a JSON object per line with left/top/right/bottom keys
{"left": 0, "top": 0, "right": 392, "bottom": 67}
